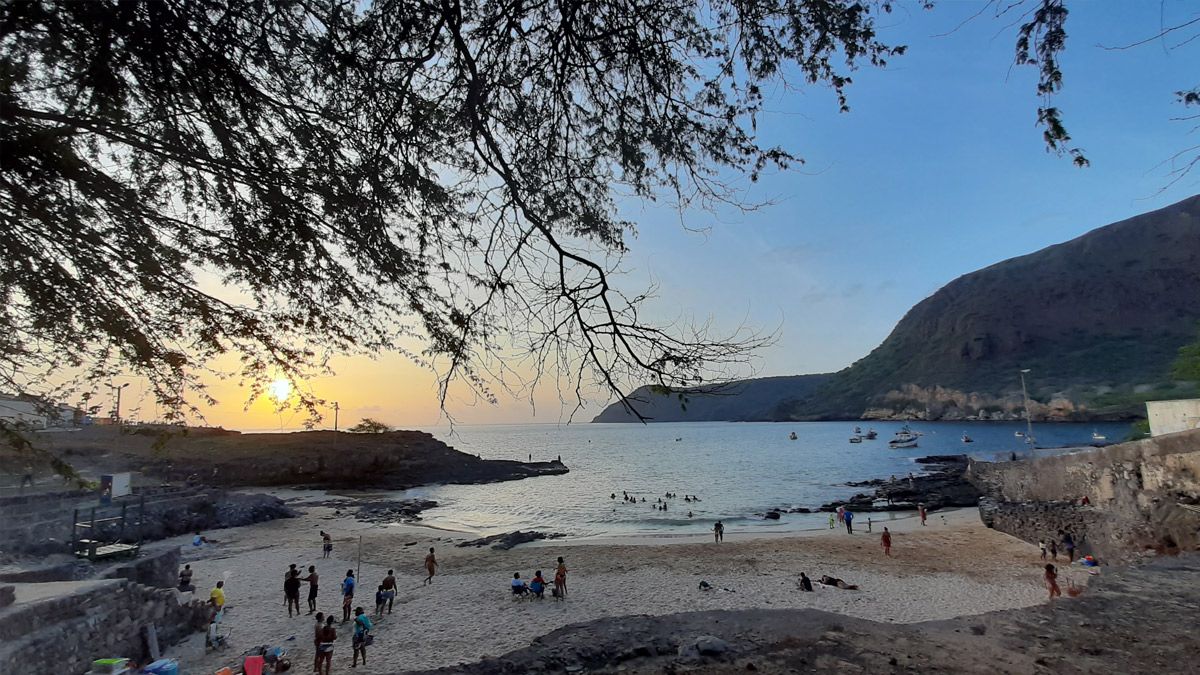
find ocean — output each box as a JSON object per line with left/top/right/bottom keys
{"left": 399, "top": 420, "right": 1129, "bottom": 538}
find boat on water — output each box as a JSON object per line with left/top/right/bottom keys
{"left": 1015, "top": 431, "right": 1025, "bottom": 438}
{"left": 849, "top": 435, "right": 863, "bottom": 443}
{"left": 864, "top": 429, "right": 878, "bottom": 440}
{"left": 961, "top": 434, "right": 973, "bottom": 443}
{"left": 788, "top": 431, "right": 798, "bottom": 440}
{"left": 1092, "top": 431, "right": 1106, "bottom": 442}
{"left": 889, "top": 426, "right": 919, "bottom": 448}
{"left": 853, "top": 426, "right": 862, "bottom": 434}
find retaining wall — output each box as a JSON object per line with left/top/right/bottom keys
{"left": 969, "top": 429, "right": 1200, "bottom": 561}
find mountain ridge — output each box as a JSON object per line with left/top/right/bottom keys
{"left": 593, "top": 195, "right": 1200, "bottom": 423}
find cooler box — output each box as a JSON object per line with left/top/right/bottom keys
{"left": 143, "top": 659, "right": 179, "bottom": 675}
{"left": 91, "top": 658, "right": 129, "bottom": 673}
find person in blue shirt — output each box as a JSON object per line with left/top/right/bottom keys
{"left": 341, "top": 570, "right": 356, "bottom": 622}
{"left": 351, "top": 606, "right": 373, "bottom": 667}
{"left": 844, "top": 509, "right": 854, "bottom": 534}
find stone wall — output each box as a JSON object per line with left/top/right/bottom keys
{"left": 968, "top": 428, "right": 1200, "bottom": 561}
{"left": 0, "top": 579, "right": 209, "bottom": 674}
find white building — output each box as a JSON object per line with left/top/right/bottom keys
{"left": 0, "top": 396, "right": 48, "bottom": 428}
{"left": 1146, "top": 399, "right": 1200, "bottom": 437}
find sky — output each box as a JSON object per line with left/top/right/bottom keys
{"left": 118, "top": 0, "right": 1199, "bottom": 430}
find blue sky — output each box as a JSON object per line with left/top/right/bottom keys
{"left": 620, "top": 0, "right": 1200, "bottom": 380}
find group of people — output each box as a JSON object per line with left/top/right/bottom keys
{"left": 797, "top": 572, "right": 859, "bottom": 591}
{"left": 1038, "top": 529, "right": 1078, "bottom": 563}
{"left": 310, "top": 606, "right": 372, "bottom": 673}
{"left": 610, "top": 491, "right": 701, "bottom": 513}
{"left": 510, "top": 557, "right": 569, "bottom": 599}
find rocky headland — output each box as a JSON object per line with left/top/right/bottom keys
{"left": 29, "top": 426, "right": 567, "bottom": 490}
{"left": 821, "top": 454, "right": 982, "bottom": 513}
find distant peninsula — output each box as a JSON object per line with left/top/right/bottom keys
{"left": 594, "top": 195, "right": 1200, "bottom": 423}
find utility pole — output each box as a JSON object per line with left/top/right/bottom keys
{"left": 1019, "top": 369, "right": 1034, "bottom": 454}
{"left": 111, "top": 382, "right": 130, "bottom": 423}
{"left": 333, "top": 401, "right": 340, "bottom": 432}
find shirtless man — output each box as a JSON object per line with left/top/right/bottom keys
{"left": 302, "top": 565, "right": 320, "bottom": 613}
{"left": 713, "top": 520, "right": 724, "bottom": 543}
{"left": 424, "top": 548, "right": 438, "bottom": 585}
{"left": 880, "top": 527, "right": 892, "bottom": 557}
{"left": 382, "top": 569, "right": 397, "bottom": 612}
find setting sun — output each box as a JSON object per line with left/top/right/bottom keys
{"left": 268, "top": 378, "right": 292, "bottom": 402}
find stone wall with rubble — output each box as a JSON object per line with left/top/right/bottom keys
{"left": 968, "top": 429, "right": 1200, "bottom": 562}
{"left": 0, "top": 579, "right": 209, "bottom": 674}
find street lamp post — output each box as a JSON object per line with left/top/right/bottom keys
{"left": 111, "top": 382, "right": 130, "bottom": 423}
{"left": 1019, "top": 369, "right": 1034, "bottom": 455}
{"left": 333, "top": 401, "right": 340, "bottom": 432}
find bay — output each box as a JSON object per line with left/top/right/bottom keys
{"left": 400, "top": 420, "right": 1129, "bottom": 538}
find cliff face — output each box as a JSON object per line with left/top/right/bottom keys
{"left": 591, "top": 374, "right": 831, "bottom": 423}
{"left": 787, "top": 195, "right": 1200, "bottom": 420}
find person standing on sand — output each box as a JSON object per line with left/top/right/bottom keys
{"left": 1044, "top": 563, "right": 1062, "bottom": 599}
{"left": 341, "top": 570, "right": 356, "bottom": 622}
{"left": 881, "top": 527, "right": 892, "bottom": 557}
{"left": 424, "top": 547, "right": 438, "bottom": 585}
{"left": 828, "top": 512, "right": 835, "bottom": 529}
{"left": 382, "top": 569, "right": 397, "bottom": 613}
{"left": 844, "top": 509, "right": 854, "bottom": 534}
{"left": 312, "top": 611, "right": 325, "bottom": 672}
{"left": 918, "top": 504, "right": 927, "bottom": 526}
{"left": 351, "top": 606, "right": 373, "bottom": 667}
{"left": 1061, "top": 530, "right": 1076, "bottom": 563}
{"left": 303, "top": 565, "right": 320, "bottom": 614}
{"left": 799, "top": 572, "right": 813, "bottom": 591}
{"left": 1049, "top": 539, "right": 1058, "bottom": 562}
{"left": 321, "top": 530, "right": 333, "bottom": 558}
{"left": 713, "top": 520, "right": 724, "bottom": 543}
{"left": 555, "top": 556, "right": 568, "bottom": 598}
{"left": 1038, "top": 540, "right": 1047, "bottom": 560}
{"left": 836, "top": 506, "right": 845, "bottom": 526}
{"left": 316, "top": 615, "right": 336, "bottom": 675}
{"left": 867, "top": 516, "right": 873, "bottom": 533}
{"left": 285, "top": 569, "right": 302, "bottom": 617}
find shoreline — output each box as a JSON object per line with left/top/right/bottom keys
{"left": 176, "top": 502, "right": 1070, "bottom": 674}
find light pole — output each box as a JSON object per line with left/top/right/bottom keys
{"left": 1019, "top": 369, "right": 1034, "bottom": 454}
{"left": 111, "top": 383, "right": 130, "bottom": 423}
{"left": 333, "top": 401, "right": 340, "bottom": 432}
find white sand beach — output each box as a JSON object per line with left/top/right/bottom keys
{"left": 176, "top": 505, "right": 1081, "bottom": 674}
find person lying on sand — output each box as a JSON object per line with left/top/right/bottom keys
{"left": 819, "top": 575, "right": 859, "bottom": 590}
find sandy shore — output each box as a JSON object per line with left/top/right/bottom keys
{"left": 175, "top": 504, "right": 1082, "bottom": 674}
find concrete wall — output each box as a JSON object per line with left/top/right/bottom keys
{"left": 1147, "top": 399, "right": 1200, "bottom": 437}
{"left": 0, "top": 579, "right": 209, "bottom": 674}
{"left": 968, "top": 428, "right": 1200, "bottom": 561}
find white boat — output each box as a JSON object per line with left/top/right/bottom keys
{"left": 1092, "top": 431, "right": 1106, "bottom": 441}
{"left": 864, "top": 429, "right": 878, "bottom": 440}
{"left": 961, "top": 434, "right": 973, "bottom": 443}
{"left": 889, "top": 427, "right": 919, "bottom": 448}
{"left": 853, "top": 426, "right": 862, "bottom": 434}
{"left": 849, "top": 435, "right": 863, "bottom": 444}
{"left": 1015, "top": 431, "right": 1025, "bottom": 438}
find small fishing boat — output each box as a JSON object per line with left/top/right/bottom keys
{"left": 788, "top": 431, "right": 798, "bottom": 440}
{"left": 849, "top": 435, "right": 863, "bottom": 443}
{"left": 1015, "top": 431, "right": 1025, "bottom": 438}
{"left": 962, "top": 434, "right": 973, "bottom": 443}
{"left": 889, "top": 426, "right": 919, "bottom": 448}
{"left": 853, "top": 426, "right": 862, "bottom": 434}
{"left": 864, "top": 429, "right": 878, "bottom": 440}
{"left": 1092, "top": 431, "right": 1106, "bottom": 442}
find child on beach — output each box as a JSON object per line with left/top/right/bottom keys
{"left": 424, "top": 547, "right": 438, "bottom": 585}
{"left": 321, "top": 530, "right": 332, "bottom": 558}
{"left": 1039, "top": 540, "right": 1047, "bottom": 560}
{"left": 1044, "top": 564, "right": 1062, "bottom": 599}
{"left": 375, "top": 584, "right": 386, "bottom": 616}
{"left": 828, "top": 512, "right": 835, "bottom": 529}
{"left": 1049, "top": 540, "right": 1058, "bottom": 562}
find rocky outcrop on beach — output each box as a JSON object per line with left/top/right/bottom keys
{"left": 407, "top": 553, "right": 1200, "bottom": 675}
{"left": 353, "top": 498, "right": 439, "bottom": 524}
{"left": 821, "top": 454, "right": 981, "bottom": 513}
{"left": 32, "top": 426, "right": 568, "bottom": 490}
{"left": 456, "top": 530, "right": 566, "bottom": 550}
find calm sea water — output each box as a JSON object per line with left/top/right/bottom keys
{"left": 399, "top": 421, "right": 1129, "bottom": 538}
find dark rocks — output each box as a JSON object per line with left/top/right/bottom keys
{"left": 0, "top": 585, "right": 13, "bottom": 608}
{"left": 822, "top": 455, "right": 980, "bottom": 513}
{"left": 355, "top": 499, "right": 438, "bottom": 524}
{"left": 456, "top": 530, "right": 566, "bottom": 550}
{"left": 763, "top": 511, "right": 781, "bottom": 520}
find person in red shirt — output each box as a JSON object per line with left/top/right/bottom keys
{"left": 880, "top": 527, "right": 892, "bottom": 557}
